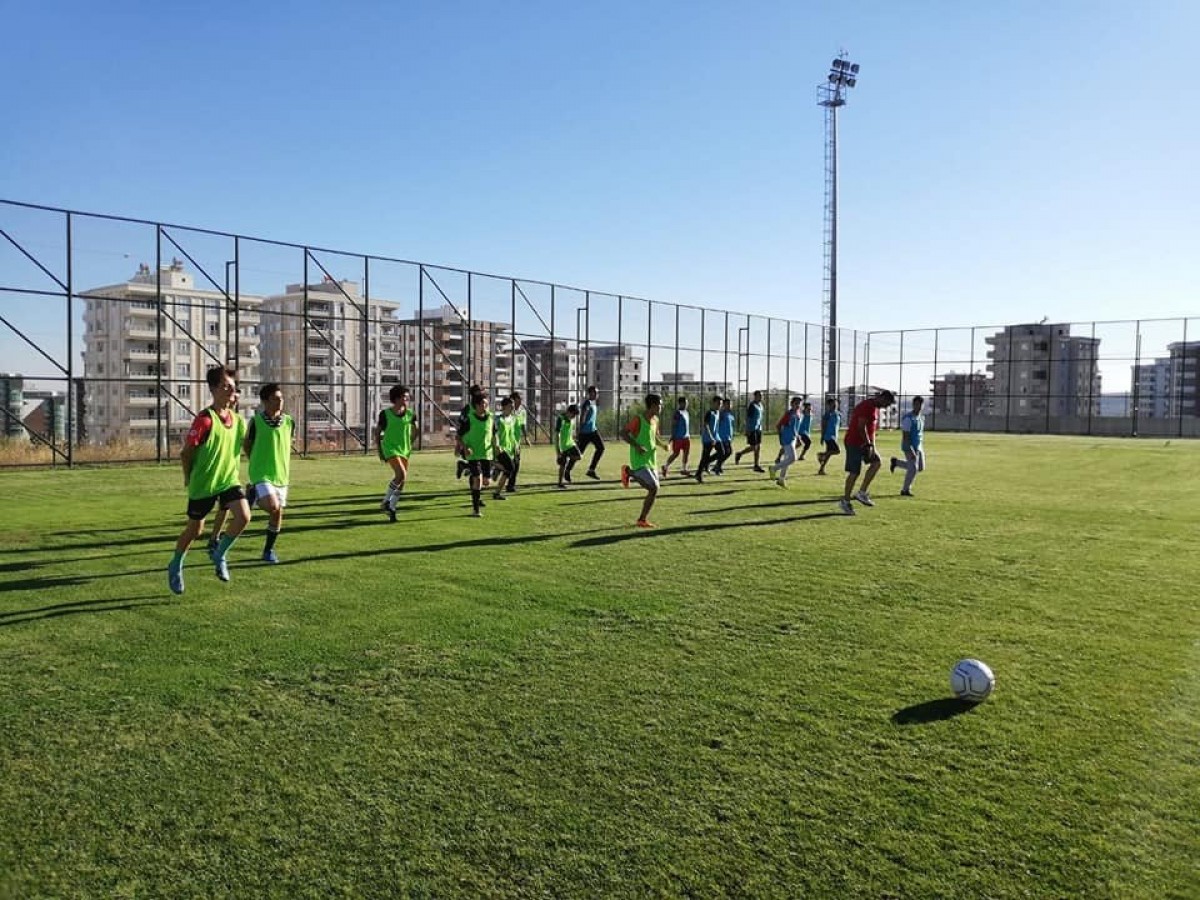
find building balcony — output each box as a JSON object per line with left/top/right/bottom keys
{"left": 126, "top": 394, "right": 159, "bottom": 407}
{"left": 125, "top": 349, "right": 163, "bottom": 361}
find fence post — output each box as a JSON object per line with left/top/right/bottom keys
{"left": 362, "top": 255, "right": 371, "bottom": 454}
{"left": 303, "top": 251, "right": 310, "bottom": 456}
{"left": 417, "top": 265, "right": 424, "bottom": 450}
{"left": 1132, "top": 320, "right": 1141, "bottom": 437}
{"left": 1004, "top": 327, "right": 1014, "bottom": 434}
{"left": 616, "top": 295, "right": 623, "bottom": 430}
{"left": 65, "top": 211, "right": 73, "bottom": 467}
{"left": 930, "top": 328, "right": 939, "bottom": 432}
{"left": 1087, "top": 321, "right": 1096, "bottom": 436}
{"left": 968, "top": 327, "right": 975, "bottom": 432}
{"left": 1179, "top": 318, "right": 1189, "bottom": 438}
{"left": 1044, "top": 324, "right": 1054, "bottom": 434}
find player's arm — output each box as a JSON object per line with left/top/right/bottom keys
{"left": 622, "top": 416, "right": 646, "bottom": 453}
{"left": 376, "top": 411, "right": 388, "bottom": 459}
{"left": 180, "top": 411, "right": 210, "bottom": 486}
{"left": 242, "top": 417, "right": 256, "bottom": 458}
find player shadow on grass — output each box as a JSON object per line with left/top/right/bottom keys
{"left": 569, "top": 511, "right": 845, "bottom": 547}
{"left": 0, "top": 595, "right": 169, "bottom": 627}
{"left": 687, "top": 498, "right": 835, "bottom": 514}
{"left": 891, "top": 698, "right": 979, "bottom": 724}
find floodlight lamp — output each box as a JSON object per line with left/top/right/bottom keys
{"left": 829, "top": 73, "right": 838, "bottom": 82}
{"left": 847, "top": 77, "right": 856, "bottom": 88}
{"left": 832, "top": 58, "right": 844, "bottom": 69}
{"left": 850, "top": 63, "right": 860, "bottom": 74}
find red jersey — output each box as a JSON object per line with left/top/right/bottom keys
{"left": 185, "top": 408, "right": 235, "bottom": 448}
{"left": 844, "top": 399, "right": 879, "bottom": 447}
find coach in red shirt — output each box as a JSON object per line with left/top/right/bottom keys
{"left": 840, "top": 389, "right": 896, "bottom": 516}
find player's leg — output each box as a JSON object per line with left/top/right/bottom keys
{"left": 564, "top": 447, "right": 581, "bottom": 482}
{"left": 169, "top": 497, "right": 216, "bottom": 594}
{"left": 507, "top": 449, "right": 520, "bottom": 492}
{"left": 799, "top": 434, "right": 811, "bottom": 460}
{"left": 680, "top": 441, "right": 691, "bottom": 476}
{"left": 206, "top": 507, "right": 228, "bottom": 560}
{"left": 469, "top": 461, "right": 484, "bottom": 515}
{"left": 585, "top": 432, "right": 604, "bottom": 477}
{"left": 257, "top": 485, "right": 285, "bottom": 562}
{"left": 632, "top": 468, "right": 659, "bottom": 526}
{"left": 212, "top": 489, "right": 252, "bottom": 582}
{"left": 493, "top": 453, "right": 511, "bottom": 498}
{"left": 902, "top": 448, "right": 923, "bottom": 494}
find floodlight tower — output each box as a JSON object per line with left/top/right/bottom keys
{"left": 818, "top": 55, "right": 859, "bottom": 399}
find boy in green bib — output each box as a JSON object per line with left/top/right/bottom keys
{"left": 167, "top": 366, "right": 251, "bottom": 594}
{"left": 243, "top": 382, "right": 294, "bottom": 563}
{"left": 458, "top": 392, "right": 495, "bottom": 517}
{"left": 555, "top": 404, "right": 581, "bottom": 489}
{"left": 490, "top": 395, "right": 519, "bottom": 500}
{"left": 377, "top": 384, "right": 417, "bottom": 522}
{"left": 620, "top": 393, "right": 665, "bottom": 528}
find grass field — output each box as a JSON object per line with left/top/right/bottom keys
{"left": 1, "top": 434, "right": 1197, "bottom": 898}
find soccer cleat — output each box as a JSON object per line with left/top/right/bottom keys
{"left": 889, "top": 457, "right": 898, "bottom": 474}
{"left": 262, "top": 550, "right": 279, "bottom": 564}
{"left": 379, "top": 499, "right": 390, "bottom": 511}
{"left": 839, "top": 499, "right": 856, "bottom": 516}
{"left": 660, "top": 465, "right": 668, "bottom": 477}
{"left": 585, "top": 469, "right": 600, "bottom": 480}
{"left": 387, "top": 507, "right": 397, "bottom": 523}
{"left": 167, "top": 560, "right": 185, "bottom": 595}
{"left": 564, "top": 473, "right": 573, "bottom": 484}
{"left": 471, "top": 508, "right": 483, "bottom": 518}
{"left": 753, "top": 465, "right": 766, "bottom": 473}
{"left": 206, "top": 541, "right": 219, "bottom": 563}
{"left": 854, "top": 490, "right": 875, "bottom": 507}
{"left": 635, "top": 519, "right": 655, "bottom": 529}
{"left": 214, "top": 555, "right": 230, "bottom": 582}
{"left": 505, "top": 485, "right": 517, "bottom": 493}
{"left": 694, "top": 471, "right": 704, "bottom": 483}
{"left": 775, "top": 477, "right": 787, "bottom": 488}
{"left": 621, "top": 465, "right": 630, "bottom": 488}
{"left": 681, "top": 469, "right": 691, "bottom": 477}
{"left": 456, "top": 460, "right": 468, "bottom": 480}
{"left": 900, "top": 489, "right": 914, "bottom": 497}
{"left": 556, "top": 482, "right": 568, "bottom": 490}
{"left": 492, "top": 492, "right": 507, "bottom": 500}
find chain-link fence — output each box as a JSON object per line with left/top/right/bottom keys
{"left": 1, "top": 200, "right": 872, "bottom": 467}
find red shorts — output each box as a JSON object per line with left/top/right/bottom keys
{"left": 671, "top": 438, "right": 691, "bottom": 453}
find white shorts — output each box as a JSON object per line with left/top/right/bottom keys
{"left": 630, "top": 466, "right": 660, "bottom": 490}
{"left": 253, "top": 482, "right": 289, "bottom": 508}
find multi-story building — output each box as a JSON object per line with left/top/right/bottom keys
{"left": 1135, "top": 341, "right": 1200, "bottom": 419}
{"left": 644, "top": 371, "right": 733, "bottom": 399}
{"left": 389, "top": 304, "right": 513, "bottom": 441}
{"left": 929, "top": 371, "right": 992, "bottom": 417}
{"left": 517, "top": 339, "right": 579, "bottom": 429}
{"left": 81, "top": 260, "right": 261, "bottom": 446}
{"left": 985, "top": 323, "right": 1101, "bottom": 418}
{"left": 259, "top": 276, "right": 401, "bottom": 447}
{"left": 585, "top": 344, "right": 644, "bottom": 415}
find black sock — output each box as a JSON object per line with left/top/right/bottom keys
{"left": 471, "top": 489, "right": 481, "bottom": 512}
{"left": 264, "top": 527, "right": 279, "bottom": 553}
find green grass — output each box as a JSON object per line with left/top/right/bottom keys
{"left": 1, "top": 434, "right": 1197, "bottom": 898}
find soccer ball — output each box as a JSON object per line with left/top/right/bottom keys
{"left": 950, "top": 658, "right": 995, "bottom": 702}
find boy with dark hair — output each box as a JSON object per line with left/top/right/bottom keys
{"left": 694, "top": 395, "right": 722, "bottom": 483}
{"left": 797, "top": 400, "right": 814, "bottom": 461}
{"left": 891, "top": 395, "right": 926, "bottom": 496}
{"left": 712, "top": 397, "right": 735, "bottom": 475}
{"left": 661, "top": 396, "right": 691, "bottom": 477}
{"left": 491, "top": 395, "right": 519, "bottom": 500}
{"left": 620, "top": 393, "right": 664, "bottom": 528}
{"left": 840, "top": 389, "right": 897, "bottom": 515}
{"left": 167, "top": 366, "right": 250, "bottom": 595}
{"left": 734, "top": 389, "right": 766, "bottom": 472}
{"left": 458, "top": 392, "right": 494, "bottom": 517}
{"left": 815, "top": 397, "right": 843, "bottom": 476}
{"left": 768, "top": 396, "right": 804, "bottom": 488}
{"left": 455, "top": 384, "right": 485, "bottom": 480}
{"left": 244, "top": 382, "right": 294, "bottom": 562}
{"left": 506, "top": 391, "right": 528, "bottom": 492}
{"left": 555, "top": 404, "right": 582, "bottom": 488}
{"left": 378, "top": 384, "right": 417, "bottom": 523}
{"left": 577, "top": 384, "right": 605, "bottom": 479}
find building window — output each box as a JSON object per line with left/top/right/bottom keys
{"left": 176, "top": 363, "right": 191, "bottom": 378}
{"left": 177, "top": 341, "right": 190, "bottom": 355}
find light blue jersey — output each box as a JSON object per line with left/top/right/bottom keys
{"left": 902, "top": 410, "right": 925, "bottom": 450}
{"left": 821, "top": 410, "right": 842, "bottom": 442}
{"left": 779, "top": 410, "right": 800, "bottom": 445}
{"left": 717, "top": 409, "right": 735, "bottom": 442}
{"left": 578, "top": 398, "right": 598, "bottom": 435}
{"left": 702, "top": 409, "right": 719, "bottom": 445}
{"left": 745, "top": 401, "right": 763, "bottom": 432}
{"left": 798, "top": 412, "right": 812, "bottom": 436}
{"left": 672, "top": 409, "right": 690, "bottom": 440}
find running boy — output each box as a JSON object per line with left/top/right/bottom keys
{"left": 577, "top": 384, "right": 605, "bottom": 479}
{"left": 797, "top": 401, "right": 814, "bottom": 461}
{"left": 815, "top": 397, "right": 843, "bottom": 475}
{"left": 491, "top": 395, "right": 519, "bottom": 500}
{"left": 661, "top": 396, "right": 691, "bottom": 477}
{"left": 890, "top": 395, "right": 926, "bottom": 496}
{"left": 167, "top": 365, "right": 250, "bottom": 595}
{"left": 458, "top": 392, "right": 495, "bottom": 517}
{"left": 694, "top": 395, "right": 722, "bottom": 482}
{"left": 555, "top": 404, "right": 582, "bottom": 488}
{"left": 620, "top": 393, "right": 664, "bottom": 528}
{"left": 244, "top": 382, "right": 294, "bottom": 562}
{"left": 378, "top": 384, "right": 417, "bottom": 522}
{"left": 506, "top": 391, "right": 528, "bottom": 492}
{"left": 840, "top": 389, "right": 896, "bottom": 515}
{"left": 768, "top": 396, "right": 804, "bottom": 487}
{"left": 712, "top": 397, "right": 736, "bottom": 475}
{"left": 734, "top": 390, "right": 765, "bottom": 472}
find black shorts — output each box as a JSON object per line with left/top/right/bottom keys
{"left": 186, "top": 485, "right": 246, "bottom": 521}
{"left": 745, "top": 430, "right": 763, "bottom": 447}
{"left": 467, "top": 459, "right": 493, "bottom": 479}
{"left": 494, "top": 451, "right": 514, "bottom": 475}
{"left": 578, "top": 431, "right": 604, "bottom": 452}
{"left": 823, "top": 439, "right": 841, "bottom": 456}
{"left": 799, "top": 433, "right": 812, "bottom": 448}
{"left": 556, "top": 447, "right": 582, "bottom": 465}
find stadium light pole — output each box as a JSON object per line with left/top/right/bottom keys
{"left": 818, "top": 55, "right": 859, "bottom": 399}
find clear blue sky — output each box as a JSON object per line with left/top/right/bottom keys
{"left": 1, "top": 1, "right": 1197, "bottom": 377}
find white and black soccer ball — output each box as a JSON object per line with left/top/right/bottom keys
{"left": 950, "top": 658, "right": 995, "bottom": 702}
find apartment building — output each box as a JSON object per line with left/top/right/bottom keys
{"left": 516, "top": 339, "right": 579, "bottom": 429}
{"left": 585, "top": 344, "right": 644, "bottom": 414}
{"left": 258, "top": 277, "right": 402, "bottom": 447}
{"left": 929, "top": 371, "right": 991, "bottom": 416}
{"left": 1134, "top": 341, "right": 1200, "bottom": 419}
{"left": 985, "top": 323, "right": 1101, "bottom": 418}
{"left": 81, "top": 260, "right": 261, "bottom": 446}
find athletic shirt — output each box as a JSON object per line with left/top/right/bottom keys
{"left": 901, "top": 410, "right": 925, "bottom": 450}
{"left": 513, "top": 407, "right": 527, "bottom": 444}
{"left": 845, "top": 399, "right": 880, "bottom": 448}
{"left": 746, "top": 401, "right": 763, "bottom": 432}
{"left": 778, "top": 409, "right": 801, "bottom": 446}
{"left": 495, "top": 413, "right": 518, "bottom": 455}
{"left": 462, "top": 411, "right": 495, "bottom": 460}
{"left": 798, "top": 412, "right": 812, "bottom": 436}
{"left": 821, "top": 410, "right": 842, "bottom": 442}
{"left": 578, "top": 398, "right": 598, "bottom": 434}
{"left": 702, "top": 409, "right": 719, "bottom": 444}
{"left": 187, "top": 407, "right": 246, "bottom": 500}
{"left": 380, "top": 407, "right": 416, "bottom": 460}
{"left": 671, "top": 409, "right": 690, "bottom": 440}
{"left": 556, "top": 415, "right": 576, "bottom": 452}
{"left": 248, "top": 411, "right": 294, "bottom": 486}
{"left": 717, "top": 409, "right": 735, "bottom": 441}
{"left": 626, "top": 414, "right": 658, "bottom": 471}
